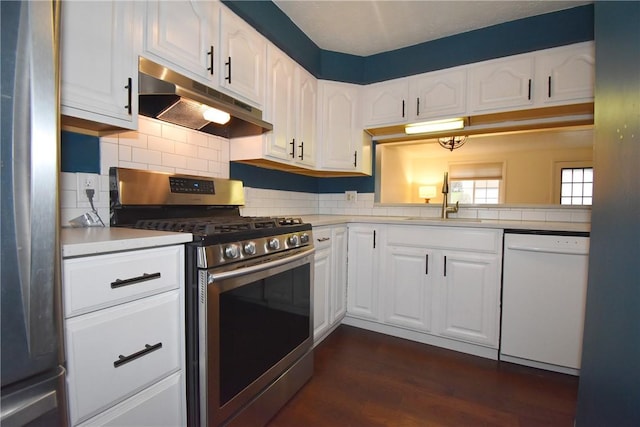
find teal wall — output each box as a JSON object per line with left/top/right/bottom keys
{"left": 575, "top": 2, "right": 640, "bottom": 425}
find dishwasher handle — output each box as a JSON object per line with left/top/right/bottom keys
{"left": 506, "top": 244, "right": 589, "bottom": 256}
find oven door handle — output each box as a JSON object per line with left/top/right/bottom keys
{"left": 207, "top": 247, "right": 315, "bottom": 282}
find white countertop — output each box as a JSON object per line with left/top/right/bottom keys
{"left": 61, "top": 227, "right": 193, "bottom": 258}
{"left": 301, "top": 215, "right": 590, "bottom": 233}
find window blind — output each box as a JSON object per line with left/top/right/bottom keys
{"left": 449, "top": 162, "right": 504, "bottom": 180}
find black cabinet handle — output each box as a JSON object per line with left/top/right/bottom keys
{"left": 402, "top": 100, "right": 405, "bottom": 118}
{"left": 353, "top": 151, "right": 357, "bottom": 168}
{"left": 289, "top": 138, "right": 295, "bottom": 158}
{"left": 527, "top": 79, "right": 532, "bottom": 100}
{"left": 225, "top": 57, "right": 231, "bottom": 83}
{"left": 114, "top": 342, "right": 163, "bottom": 368}
{"left": 373, "top": 230, "right": 376, "bottom": 249}
{"left": 207, "top": 45, "right": 214, "bottom": 75}
{"left": 317, "top": 237, "right": 330, "bottom": 242}
{"left": 444, "top": 256, "right": 447, "bottom": 277}
{"left": 298, "top": 141, "right": 304, "bottom": 160}
{"left": 425, "top": 254, "right": 429, "bottom": 275}
{"left": 416, "top": 97, "right": 420, "bottom": 116}
{"left": 548, "top": 76, "right": 552, "bottom": 98}
{"left": 111, "top": 272, "right": 161, "bottom": 289}
{"left": 125, "top": 77, "right": 132, "bottom": 115}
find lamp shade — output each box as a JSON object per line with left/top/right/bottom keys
{"left": 419, "top": 185, "right": 437, "bottom": 200}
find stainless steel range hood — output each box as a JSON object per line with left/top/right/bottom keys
{"left": 138, "top": 57, "right": 272, "bottom": 138}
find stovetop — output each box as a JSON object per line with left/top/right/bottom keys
{"left": 131, "top": 216, "right": 311, "bottom": 245}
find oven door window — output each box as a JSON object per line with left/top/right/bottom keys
{"left": 219, "top": 263, "right": 310, "bottom": 405}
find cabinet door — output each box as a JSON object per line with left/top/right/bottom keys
{"left": 468, "top": 56, "right": 534, "bottom": 113}
{"left": 60, "top": 1, "right": 136, "bottom": 129}
{"left": 265, "top": 46, "right": 296, "bottom": 162}
{"left": 330, "top": 226, "right": 348, "bottom": 323}
{"left": 347, "top": 225, "right": 382, "bottom": 321}
{"left": 219, "top": 6, "right": 266, "bottom": 107}
{"left": 411, "top": 68, "right": 467, "bottom": 120}
{"left": 383, "top": 245, "right": 434, "bottom": 332}
{"left": 295, "top": 67, "right": 318, "bottom": 167}
{"left": 534, "top": 42, "right": 595, "bottom": 106}
{"left": 436, "top": 251, "right": 500, "bottom": 347}
{"left": 362, "top": 79, "right": 409, "bottom": 127}
{"left": 319, "top": 81, "right": 360, "bottom": 171}
{"left": 313, "top": 239, "right": 332, "bottom": 341}
{"left": 145, "top": 0, "right": 216, "bottom": 83}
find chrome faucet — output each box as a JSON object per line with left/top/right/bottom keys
{"left": 441, "top": 172, "right": 459, "bottom": 219}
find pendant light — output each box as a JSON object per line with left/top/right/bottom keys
{"left": 438, "top": 135, "right": 467, "bottom": 151}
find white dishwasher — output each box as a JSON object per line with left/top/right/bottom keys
{"left": 500, "top": 231, "right": 589, "bottom": 375}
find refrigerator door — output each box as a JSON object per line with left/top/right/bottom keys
{"left": 1, "top": 1, "right": 66, "bottom": 425}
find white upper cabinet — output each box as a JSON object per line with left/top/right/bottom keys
{"left": 411, "top": 68, "right": 467, "bottom": 121}
{"left": 264, "top": 46, "right": 317, "bottom": 167}
{"left": 318, "top": 81, "right": 371, "bottom": 173}
{"left": 362, "top": 79, "right": 409, "bottom": 127}
{"left": 533, "top": 41, "right": 595, "bottom": 106}
{"left": 144, "top": 0, "right": 218, "bottom": 85}
{"left": 219, "top": 5, "right": 266, "bottom": 108}
{"left": 467, "top": 55, "right": 535, "bottom": 114}
{"left": 60, "top": 1, "right": 138, "bottom": 129}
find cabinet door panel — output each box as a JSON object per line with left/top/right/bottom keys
{"left": 469, "top": 57, "right": 534, "bottom": 113}
{"left": 347, "top": 227, "right": 380, "bottom": 320}
{"left": 438, "top": 252, "right": 499, "bottom": 347}
{"left": 535, "top": 43, "right": 595, "bottom": 105}
{"left": 330, "top": 227, "right": 348, "bottom": 323}
{"left": 362, "top": 80, "right": 408, "bottom": 127}
{"left": 60, "top": 1, "right": 135, "bottom": 128}
{"left": 296, "top": 68, "right": 318, "bottom": 167}
{"left": 412, "top": 69, "right": 466, "bottom": 120}
{"left": 313, "top": 243, "right": 332, "bottom": 340}
{"left": 320, "top": 82, "right": 360, "bottom": 170}
{"left": 265, "top": 48, "right": 296, "bottom": 161}
{"left": 384, "top": 246, "right": 433, "bottom": 332}
{"left": 220, "top": 7, "right": 265, "bottom": 107}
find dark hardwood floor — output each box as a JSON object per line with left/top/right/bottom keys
{"left": 267, "top": 325, "right": 579, "bottom": 427}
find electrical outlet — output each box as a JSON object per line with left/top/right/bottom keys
{"left": 345, "top": 190, "right": 357, "bottom": 202}
{"left": 77, "top": 173, "right": 99, "bottom": 202}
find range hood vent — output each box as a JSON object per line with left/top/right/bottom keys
{"left": 138, "top": 57, "right": 273, "bottom": 138}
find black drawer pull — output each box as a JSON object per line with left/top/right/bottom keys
{"left": 317, "top": 237, "right": 330, "bottom": 242}
{"left": 207, "top": 45, "right": 214, "bottom": 75}
{"left": 114, "top": 342, "right": 163, "bottom": 368}
{"left": 225, "top": 56, "right": 232, "bottom": 83}
{"left": 124, "top": 77, "right": 132, "bottom": 115}
{"left": 111, "top": 272, "right": 161, "bottom": 289}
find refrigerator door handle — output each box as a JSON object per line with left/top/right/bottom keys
{"left": 13, "top": 0, "right": 61, "bottom": 358}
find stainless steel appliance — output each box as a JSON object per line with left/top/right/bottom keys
{"left": 1, "top": 1, "right": 68, "bottom": 426}
{"left": 110, "top": 167, "right": 314, "bottom": 427}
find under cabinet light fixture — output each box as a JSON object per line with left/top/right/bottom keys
{"left": 202, "top": 106, "right": 231, "bottom": 125}
{"left": 405, "top": 118, "right": 465, "bottom": 135}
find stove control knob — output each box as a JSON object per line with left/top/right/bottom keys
{"left": 243, "top": 242, "right": 256, "bottom": 255}
{"left": 224, "top": 244, "right": 240, "bottom": 259}
{"left": 288, "top": 234, "right": 299, "bottom": 246}
{"left": 300, "top": 233, "right": 310, "bottom": 244}
{"left": 268, "top": 238, "right": 280, "bottom": 250}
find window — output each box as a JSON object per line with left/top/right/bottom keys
{"left": 560, "top": 167, "right": 593, "bottom": 205}
{"left": 449, "top": 162, "right": 504, "bottom": 204}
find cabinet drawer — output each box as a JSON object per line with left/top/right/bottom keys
{"left": 313, "top": 227, "right": 332, "bottom": 249}
{"left": 77, "top": 372, "right": 185, "bottom": 427}
{"left": 65, "top": 291, "right": 182, "bottom": 425}
{"left": 63, "top": 245, "right": 184, "bottom": 317}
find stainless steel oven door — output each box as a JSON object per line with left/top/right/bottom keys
{"left": 198, "top": 247, "right": 314, "bottom": 427}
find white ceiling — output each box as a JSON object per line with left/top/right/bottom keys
{"left": 273, "top": 1, "right": 593, "bottom": 56}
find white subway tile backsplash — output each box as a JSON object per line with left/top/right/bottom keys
{"left": 162, "top": 152, "right": 187, "bottom": 169}
{"left": 118, "top": 145, "right": 132, "bottom": 162}
{"left": 148, "top": 135, "right": 175, "bottom": 153}
{"left": 138, "top": 117, "right": 162, "bottom": 136}
{"left": 175, "top": 141, "right": 198, "bottom": 157}
{"left": 100, "top": 142, "right": 118, "bottom": 175}
{"left": 198, "top": 146, "right": 219, "bottom": 161}
{"left": 132, "top": 147, "right": 162, "bottom": 165}
{"left": 187, "top": 131, "right": 208, "bottom": 147}
{"left": 161, "top": 122, "right": 188, "bottom": 142}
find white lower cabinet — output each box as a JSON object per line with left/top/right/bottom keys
{"left": 62, "top": 245, "right": 186, "bottom": 426}
{"left": 436, "top": 250, "right": 501, "bottom": 346}
{"left": 348, "top": 225, "right": 503, "bottom": 353}
{"left": 313, "top": 226, "right": 347, "bottom": 343}
{"left": 346, "top": 224, "right": 385, "bottom": 321}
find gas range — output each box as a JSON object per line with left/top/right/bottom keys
{"left": 131, "top": 215, "right": 312, "bottom": 268}
{"left": 109, "top": 168, "right": 313, "bottom": 268}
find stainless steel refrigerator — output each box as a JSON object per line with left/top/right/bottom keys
{"left": 1, "top": 1, "right": 67, "bottom": 426}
